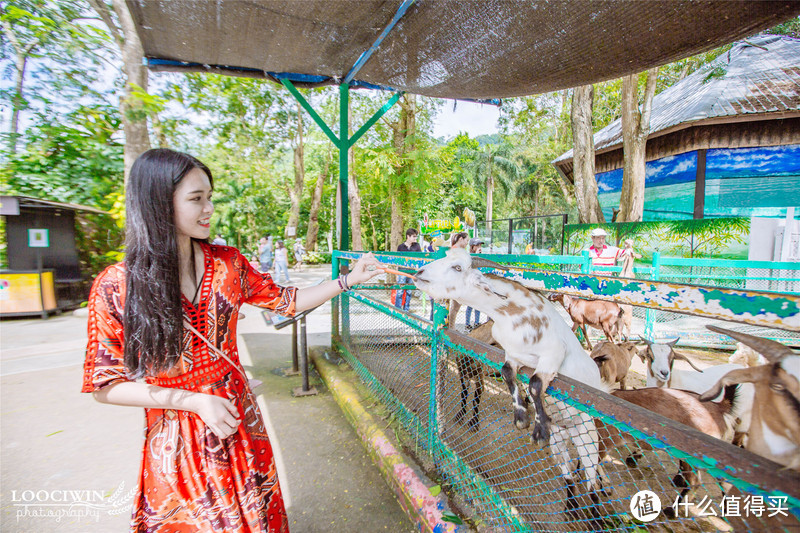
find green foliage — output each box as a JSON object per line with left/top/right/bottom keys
{"left": 302, "top": 251, "right": 331, "bottom": 265}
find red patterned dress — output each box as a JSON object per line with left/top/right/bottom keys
{"left": 81, "top": 242, "right": 297, "bottom": 532}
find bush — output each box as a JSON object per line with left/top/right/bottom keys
{"left": 303, "top": 251, "right": 332, "bottom": 265}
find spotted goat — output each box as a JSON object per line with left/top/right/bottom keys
{"left": 414, "top": 248, "right": 607, "bottom": 506}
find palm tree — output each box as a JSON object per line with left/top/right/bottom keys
{"left": 459, "top": 141, "right": 520, "bottom": 224}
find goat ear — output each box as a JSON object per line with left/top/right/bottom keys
{"left": 673, "top": 351, "right": 704, "bottom": 372}
{"left": 472, "top": 271, "right": 508, "bottom": 300}
{"left": 699, "top": 366, "right": 771, "bottom": 402}
{"left": 636, "top": 348, "right": 647, "bottom": 363}
{"left": 667, "top": 337, "right": 680, "bottom": 347}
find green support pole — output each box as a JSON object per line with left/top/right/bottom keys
{"left": 428, "top": 302, "right": 448, "bottom": 452}
{"left": 332, "top": 255, "right": 340, "bottom": 340}
{"left": 581, "top": 249, "right": 591, "bottom": 274}
{"left": 644, "top": 251, "right": 661, "bottom": 341}
{"left": 339, "top": 83, "right": 350, "bottom": 251}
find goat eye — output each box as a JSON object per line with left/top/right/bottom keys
{"left": 771, "top": 382, "right": 785, "bottom": 392}
{"left": 452, "top": 265, "right": 462, "bottom": 272}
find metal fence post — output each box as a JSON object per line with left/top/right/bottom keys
{"left": 581, "top": 250, "right": 591, "bottom": 274}
{"left": 428, "top": 301, "right": 448, "bottom": 453}
{"left": 507, "top": 219, "right": 513, "bottom": 254}
{"left": 332, "top": 254, "right": 340, "bottom": 340}
{"left": 644, "top": 251, "right": 661, "bottom": 341}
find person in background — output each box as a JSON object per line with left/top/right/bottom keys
{"left": 450, "top": 231, "right": 469, "bottom": 249}
{"left": 293, "top": 239, "right": 305, "bottom": 271}
{"left": 525, "top": 240, "right": 534, "bottom": 254}
{"left": 258, "top": 236, "right": 273, "bottom": 273}
{"left": 394, "top": 228, "right": 421, "bottom": 311}
{"left": 588, "top": 227, "right": 623, "bottom": 267}
{"left": 273, "top": 240, "right": 291, "bottom": 283}
{"left": 212, "top": 233, "right": 227, "bottom": 246}
{"left": 80, "top": 148, "right": 384, "bottom": 532}
{"left": 464, "top": 238, "right": 484, "bottom": 329}
{"left": 619, "top": 238, "right": 642, "bottom": 278}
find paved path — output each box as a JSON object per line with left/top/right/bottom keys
{"left": 0, "top": 265, "right": 413, "bottom": 532}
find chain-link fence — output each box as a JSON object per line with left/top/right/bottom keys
{"left": 331, "top": 251, "right": 800, "bottom": 532}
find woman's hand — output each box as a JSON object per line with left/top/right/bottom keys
{"left": 190, "top": 393, "right": 241, "bottom": 439}
{"left": 347, "top": 252, "right": 386, "bottom": 286}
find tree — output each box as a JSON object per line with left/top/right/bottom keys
{"left": 87, "top": 0, "right": 149, "bottom": 181}
{"left": 1, "top": 0, "right": 104, "bottom": 154}
{"left": 386, "top": 94, "right": 417, "bottom": 250}
{"left": 617, "top": 67, "right": 659, "bottom": 222}
{"left": 305, "top": 147, "right": 332, "bottom": 250}
{"left": 285, "top": 99, "right": 305, "bottom": 239}
{"left": 570, "top": 84, "right": 605, "bottom": 223}
{"left": 459, "top": 140, "right": 520, "bottom": 224}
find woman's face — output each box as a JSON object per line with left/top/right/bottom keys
{"left": 173, "top": 167, "right": 214, "bottom": 241}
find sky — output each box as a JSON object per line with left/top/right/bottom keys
{"left": 432, "top": 100, "right": 501, "bottom": 140}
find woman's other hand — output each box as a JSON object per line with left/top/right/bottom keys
{"left": 191, "top": 393, "right": 241, "bottom": 439}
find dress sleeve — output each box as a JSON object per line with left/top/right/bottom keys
{"left": 81, "top": 267, "right": 130, "bottom": 393}
{"left": 241, "top": 251, "right": 297, "bottom": 317}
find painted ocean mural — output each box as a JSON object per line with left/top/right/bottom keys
{"left": 595, "top": 144, "right": 800, "bottom": 221}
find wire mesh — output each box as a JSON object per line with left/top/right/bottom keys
{"left": 333, "top": 254, "right": 800, "bottom": 532}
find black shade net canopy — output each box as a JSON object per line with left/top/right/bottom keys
{"left": 127, "top": 0, "right": 800, "bottom": 101}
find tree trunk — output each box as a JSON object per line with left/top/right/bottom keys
{"left": 348, "top": 97, "right": 364, "bottom": 250}
{"left": 485, "top": 170, "right": 495, "bottom": 223}
{"left": 618, "top": 68, "right": 659, "bottom": 222}
{"left": 8, "top": 55, "right": 27, "bottom": 155}
{"left": 305, "top": 150, "right": 331, "bottom": 251}
{"left": 1, "top": 15, "right": 37, "bottom": 155}
{"left": 286, "top": 100, "right": 305, "bottom": 238}
{"left": 388, "top": 94, "right": 416, "bottom": 248}
{"left": 390, "top": 196, "right": 403, "bottom": 252}
{"left": 570, "top": 84, "right": 605, "bottom": 223}
{"left": 108, "top": 0, "right": 150, "bottom": 183}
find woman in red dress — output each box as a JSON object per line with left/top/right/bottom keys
{"left": 81, "top": 148, "right": 382, "bottom": 532}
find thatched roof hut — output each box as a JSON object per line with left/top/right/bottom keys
{"left": 553, "top": 35, "right": 800, "bottom": 220}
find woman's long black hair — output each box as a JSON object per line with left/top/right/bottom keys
{"left": 123, "top": 148, "right": 212, "bottom": 378}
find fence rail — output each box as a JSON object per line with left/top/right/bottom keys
{"left": 330, "top": 250, "right": 800, "bottom": 532}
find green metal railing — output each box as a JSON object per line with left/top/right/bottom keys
{"left": 330, "top": 250, "right": 800, "bottom": 532}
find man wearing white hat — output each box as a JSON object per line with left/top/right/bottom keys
{"left": 588, "top": 227, "right": 623, "bottom": 267}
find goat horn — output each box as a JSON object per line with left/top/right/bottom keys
{"left": 637, "top": 335, "right": 654, "bottom": 346}
{"left": 706, "top": 325, "right": 795, "bottom": 363}
{"left": 470, "top": 257, "right": 510, "bottom": 271}
{"left": 673, "top": 351, "right": 704, "bottom": 372}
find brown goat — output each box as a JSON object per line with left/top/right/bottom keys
{"left": 590, "top": 341, "right": 640, "bottom": 390}
{"left": 600, "top": 385, "right": 739, "bottom": 515}
{"left": 701, "top": 325, "right": 800, "bottom": 470}
{"left": 548, "top": 293, "right": 624, "bottom": 350}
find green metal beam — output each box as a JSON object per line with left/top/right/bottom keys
{"left": 281, "top": 81, "right": 402, "bottom": 252}
{"left": 350, "top": 91, "right": 404, "bottom": 145}
{"left": 280, "top": 79, "right": 339, "bottom": 145}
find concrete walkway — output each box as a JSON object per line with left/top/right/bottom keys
{"left": 0, "top": 265, "right": 414, "bottom": 532}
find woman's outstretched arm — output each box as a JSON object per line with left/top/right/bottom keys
{"left": 294, "top": 252, "right": 385, "bottom": 312}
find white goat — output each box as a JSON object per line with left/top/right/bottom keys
{"left": 701, "top": 325, "right": 800, "bottom": 470}
{"left": 414, "top": 248, "right": 607, "bottom": 505}
{"left": 729, "top": 341, "right": 767, "bottom": 367}
{"left": 637, "top": 337, "right": 704, "bottom": 387}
